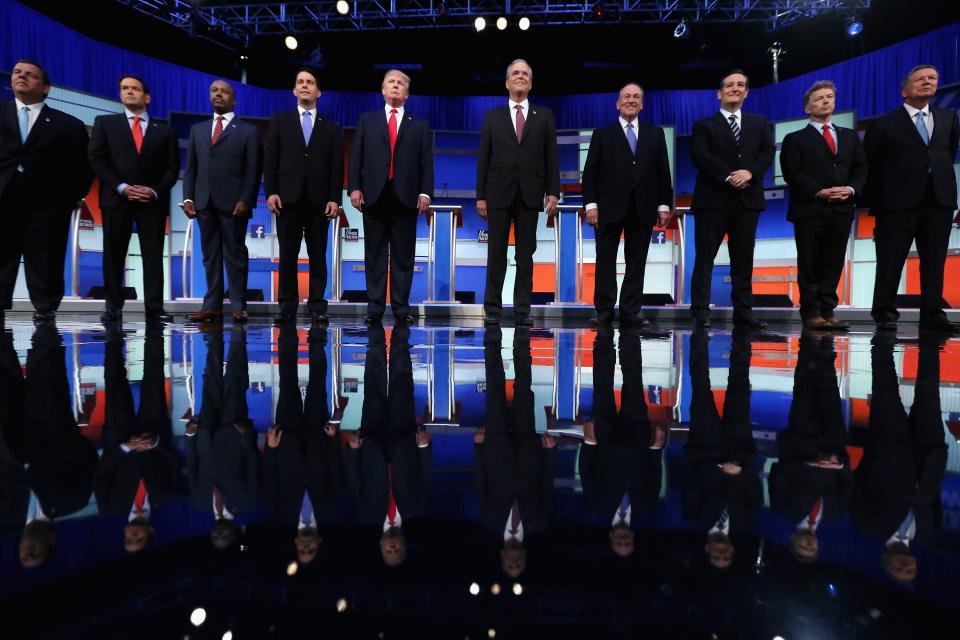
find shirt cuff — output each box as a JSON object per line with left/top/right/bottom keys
{"left": 417, "top": 442, "right": 430, "bottom": 449}
{"left": 846, "top": 186, "right": 855, "bottom": 196}
{"left": 120, "top": 444, "right": 132, "bottom": 453}
{"left": 585, "top": 203, "right": 598, "bottom": 211}
{"left": 657, "top": 205, "right": 670, "bottom": 212}
{"left": 117, "top": 183, "right": 129, "bottom": 195}
{"left": 147, "top": 188, "right": 158, "bottom": 200}
{"left": 182, "top": 199, "right": 194, "bottom": 205}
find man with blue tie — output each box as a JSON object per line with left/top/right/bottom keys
{"left": 264, "top": 70, "right": 344, "bottom": 325}
{"left": 864, "top": 65, "right": 960, "bottom": 333}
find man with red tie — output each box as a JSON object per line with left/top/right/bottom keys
{"left": 349, "top": 70, "right": 433, "bottom": 325}
{"left": 88, "top": 75, "right": 180, "bottom": 324}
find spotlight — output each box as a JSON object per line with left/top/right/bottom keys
{"left": 496, "top": 16, "right": 508, "bottom": 31}
{"left": 591, "top": 1, "right": 605, "bottom": 18}
{"left": 336, "top": 0, "right": 351, "bottom": 15}
{"left": 491, "top": 583, "right": 501, "bottom": 595}
{"left": 469, "top": 582, "right": 480, "bottom": 595}
{"left": 284, "top": 35, "right": 298, "bottom": 50}
{"left": 673, "top": 20, "right": 688, "bottom": 39}
{"left": 518, "top": 16, "right": 531, "bottom": 31}
{"left": 189, "top": 608, "right": 207, "bottom": 627}
{"left": 846, "top": 20, "right": 863, "bottom": 38}
{"left": 474, "top": 16, "right": 486, "bottom": 31}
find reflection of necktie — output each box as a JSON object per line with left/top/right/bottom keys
{"left": 618, "top": 493, "right": 630, "bottom": 521}
{"left": 387, "top": 463, "right": 397, "bottom": 526}
{"left": 213, "top": 486, "right": 224, "bottom": 518}
{"left": 388, "top": 108, "right": 398, "bottom": 179}
{"left": 131, "top": 116, "right": 143, "bottom": 154}
{"left": 807, "top": 497, "right": 822, "bottom": 529}
{"left": 897, "top": 510, "right": 916, "bottom": 540}
{"left": 716, "top": 508, "right": 729, "bottom": 534}
{"left": 300, "top": 492, "right": 314, "bottom": 525}
{"left": 301, "top": 110, "right": 313, "bottom": 146}
{"left": 915, "top": 112, "right": 930, "bottom": 145}
{"left": 134, "top": 479, "right": 147, "bottom": 517}
{"left": 19, "top": 106, "right": 30, "bottom": 143}
{"left": 625, "top": 122, "right": 637, "bottom": 155}
{"left": 510, "top": 500, "right": 521, "bottom": 534}
{"left": 822, "top": 125, "right": 836, "bottom": 155}
{"left": 211, "top": 115, "right": 225, "bottom": 145}
{"left": 514, "top": 105, "right": 525, "bottom": 143}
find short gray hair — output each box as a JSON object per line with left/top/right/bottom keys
{"left": 506, "top": 59, "right": 533, "bottom": 81}
{"left": 382, "top": 69, "right": 411, "bottom": 90}
{"left": 901, "top": 64, "right": 938, "bottom": 90}
{"left": 803, "top": 80, "right": 836, "bottom": 106}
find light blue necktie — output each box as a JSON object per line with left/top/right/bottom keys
{"left": 18, "top": 106, "right": 30, "bottom": 143}
{"left": 301, "top": 110, "right": 313, "bottom": 146}
{"left": 625, "top": 122, "right": 637, "bottom": 155}
{"left": 896, "top": 510, "right": 916, "bottom": 540}
{"left": 915, "top": 111, "right": 930, "bottom": 145}
{"left": 618, "top": 493, "right": 630, "bottom": 521}
{"left": 300, "top": 493, "right": 314, "bottom": 526}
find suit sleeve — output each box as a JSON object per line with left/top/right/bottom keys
{"left": 182, "top": 125, "right": 198, "bottom": 202}
{"left": 749, "top": 116, "right": 775, "bottom": 183}
{"left": 691, "top": 119, "right": 734, "bottom": 185}
{"left": 67, "top": 118, "right": 94, "bottom": 203}
{"left": 153, "top": 128, "right": 181, "bottom": 197}
{"left": 420, "top": 121, "right": 434, "bottom": 198}
{"left": 347, "top": 114, "right": 364, "bottom": 195}
{"left": 241, "top": 125, "right": 262, "bottom": 208}
{"left": 263, "top": 113, "right": 281, "bottom": 197}
{"left": 87, "top": 116, "right": 125, "bottom": 193}
{"left": 847, "top": 131, "right": 868, "bottom": 197}
{"left": 656, "top": 127, "right": 674, "bottom": 206}
{"left": 329, "top": 123, "right": 344, "bottom": 204}
{"left": 779, "top": 133, "right": 822, "bottom": 202}
{"left": 581, "top": 129, "right": 602, "bottom": 207}
{"left": 545, "top": 109, "right": 560, "bottom": 198}
{"left": 476, "top": 112, "right": 492, "bottom": 201}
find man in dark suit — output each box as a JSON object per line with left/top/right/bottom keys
{"left": 689, "top": 70, "right": 775, "bottom": 329}
{"left": 780, "top": 81, "right": 867, "bottom": 330}
{"left": 182, "top": 79, "right": 261, "bottom": 324}
{"left": 476, "top": 59, "right": 560, "bottom": 326}
{"left": 349, "top": 70, "right": 433, "bottom": 325}
{"left": 88, "top": 74, "right": 180, "bottom": 324}
{"left": 346, "top": 324, "right": 431, "bottom": 566}
{"left": 864, "top": 65, "right": 960, "bottom": 333}
{"left": 264, "top": 69, "right": 343, "bottom": 325}
{"left": 0, "top": 60, "right": 93, "bottom": 324}
{"left": 582, "top": 83, "right": 674, "bottom": 327}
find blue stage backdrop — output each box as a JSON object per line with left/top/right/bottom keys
{"left": 1, "top": 0, "right": 958, "bottom": 133}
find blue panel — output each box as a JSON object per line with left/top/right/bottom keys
{"left": 432, "top": 333, "right": 453, "bottom": 421}
{"left": 435, "top": 153, "right": 477, "bottom": 191}
{"left": 433, "top": 210, "right": 454, "bottom": 301}
{"left": 557, "top": 210, "right": 579, "bottom": 303}
{"left": 556, "top": 333, "right": 576, "bottom": 421}
{"left": 435, "top": 131, "right": 480, "bottom": 150}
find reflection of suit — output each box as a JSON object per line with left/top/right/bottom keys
{"left": 475, "top": 329, "right": 554, "bottom": 533}
{"left": 852, "top": 336, "right": 947, "bottom": 543}
{"left": 186, "top": 330, "right": 260, "bottom": 516}
{"left": 94, "top": 331, "right": 181, "bottom": 516}
{"left": 769, "top": 333, "right": 852, "bottom": 524}
{"left": 264, "top": 325, "right": 341, "bottom": 524}
{"left": 580, "top": 329, "right": 662, "bottom": 522}
{"left": 0, "top": 327, "right": 97, "bottom": 527}
{"left": 346, "top": 326, "right": 430, "bottom": 523}
{"left": 682, "top": 330, "right": 762, "bottom": 530}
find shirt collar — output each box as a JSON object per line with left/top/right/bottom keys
{"left": 509, "top": 98, "right": 530, "bottom": 112}
{"left": 618, "top": 115, "right": 638, "bottom": 130}
{"left": 904, "top": 103, "right": 930, "bottom": 118}
{"left": 15, "top": 98, "right": 43, "bottom": 112}
{"left": 809, "top": 120, "right": 834, "bottom": 132}
{"left": 299, "top": 106, "right": 316, "bottom": 118}
{"left": 124, "top": 107, "right": 148, "bottom": 123}
{"left": 385, "top": 103, "right": 404, "bottom": 116}
{"left": 214, "top": 111, "right": 235, "bottom": 123}
{"left": 720, "top": 108, "right": 742, "bottom": 121}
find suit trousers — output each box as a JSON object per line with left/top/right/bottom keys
{"left": 275, "top": 203, "right": 329, "bottom": 315}
{"left": 197, "top": 207, "right": 249, "bottom": 311}
{"left": 872, "top": 179, "right": 953, "bottom": 323}
{"left": 102, "top": 206, "right": 167, "bottom": 312}
{"left": 363, "top": 181, "right": 418, "bottom": 318}
{"left": 793, "top": 213, "right": 852, "bottom": 320}
{"left": 484, "top": 193, "right": 539, "bottom": 318}
{"left": 690, "top": 205, "right": 760, "bottom": 321}
{"left": 594, "top": 197, "right": 654, "bottom": 317}
{"left": 0, "top": 173, "right": 71, "bottom": 313}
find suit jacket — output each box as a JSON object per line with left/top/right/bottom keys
{"left": 0, "top": 100, "right": 93, "bottom": 210}
{"left": 263, "top": 108, "right": 343, "bottom": 208}
{"left": 581, "top": 120, "right": 674, "bottom": 225}
{"left": 476, "top": 103, "right": 560, "bottom": 210}
{"left": 348, "top": 108, "right": 433, "bottom": 209}
{"left": 863, "top": 105, "right": 960, "bottom": 214}
{"left": 691, "top": 112, "right": 775, "bottom": 211}
{"left": 182, "top": 115, "right": 261, "bottom": 214}
{"left": 87, "top": 113, "right": 180, "bottom": 212}
{"left": 780, "top": 123, "right": 868, "bottom": 220}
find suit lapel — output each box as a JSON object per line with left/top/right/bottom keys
{"left": 612, "top": 121, "right": 635, "bottom": 159}
{"left": 4, "top": 102, "right": 21, "bottom": 146}
{"left": 894, "top": 106, "right": 927, "bottom": 146}
{"left": 395, "top": 114, "right": 413, "bottom": 147}
{"left": 212, "top": 116, "right": 237, "bottom": 147}
{"left": 23, "top": 104, "right": 54, "bottom": 147}
{"left": 116, "top": 114, "right": 141, "bottom": 158}
{"left": 293, "top": 109, "right": 310, "bottom": 150}
{"left": 140, "top": 119, "right": 163, "bottom": 157}
{"left": 803, "top": 122, "right": 834, "bottom": 157}
{"left": 929, "top": 108, "right": 945, "bottom": 147}
{"left": 502, "top": 105, "right": 517, "bottom": 145}
{"left": 520, "top": 104, "right": 535, "bottom": 145}
{"left": 716, "top": 112, "right": 738, "bottom": 146}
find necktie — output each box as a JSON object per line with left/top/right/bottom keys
{"left": 300, "top": 493, "right": 314, "bottom": 526}
{"left": 387, "top": 463, "right": 397, "bottom": 527}
{"left": 915, "top": 111, "right": 930, "bottom": 145}
{"left": 18, "top": 106, "right": 30, "bottom": 143}
{"left": 388, "top": 108, "right": 398, "bottom": 180}
{"left": 625, "top": 122, "right": 637, "bottom": 155}
{"left": 822, "top": 125, "right": 836, "bottom": 155}
{"left": 897, "top": 510, "right": 916, "bottom": 541}
{"left": 134, "top": 479, "right": 147, "bottom": 517}
{"left": 807, "top": 497, "right": 823, "bottom": 529}
{"left": 510, "top": 500, "right": 521, "bottom": 534}
{"left": 728, "top": 114, "right": 741, "bottom": 146}
{"left": 301, "top": 110, "right": 313, "bottom": 146}
{"left": 716, "top": 508, "right": 729, "bottom": 534}
{"left": 618, "top": 493, "right": 630, "bottom": 522}
{"left": 131, "top": 116, "right": 143, "bottom": 154}
{"left": 514, "top": 104, "right": 525, "bottom": 143}
{"left": 213, "top": 486, "right": 224, "bottom": 518}
{"left": 211, "top": 115, "right": 225, "bottom": 145}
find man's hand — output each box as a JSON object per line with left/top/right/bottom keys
{"left": 540, "top": 434, "right": 558, "bottom": 449}
{"left": 416, "top": 428, "right": 432, "bottom": 447}
{"left": 266, "top": 426, "right": 282, "bottom": 448}
{"left": 180, "top": 200, "right": 197, "bottom": 219}
{"left": 583, "top": 420, "right": 596, "bottom": 445}
{"left": 476, "top": 199, "right": 488, "bottom": 220}
{"left": 473, "top": 427, "right": 486, "bottom": 444}
{"left": 324, "top": 202, "right": 339, "bottom": 219}
{"left": 586, "top": 208, "right": 599, "bottom": 226}
{"left": 417, "top": 195, "right": 431, "bottom": 215}
{"left": 545, "top": 195, "right": 559, "bottom": 218}
{"left": 657, "top": 210, "right": 673, "bottom": 227}
{"left": 231, "top": 201, "right": 249, "bottom": 218}
{"left": 125, "top": 433, "right": 158, "bottom": 452}
{"left": 349, "top": 190, "right": 364, "bottom": 210}
{"left": 728, "top": 169, "right": 753, "bottom": 189}
{"left": 124, "top": 185, "right": 154, "bottom": 201}
{"left": 348, "top": 432, "right": 363, "bottom": 449}
{"left": 267, "top": 194, "right": 283, "bottom": 215}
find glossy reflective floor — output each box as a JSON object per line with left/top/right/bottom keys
{"left": 2, "top": 314, "right": 960, "bottom": 638}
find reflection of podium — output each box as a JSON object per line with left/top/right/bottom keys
{"left": 328, "top": 207, "right": 350, "bottom": 303}
{"left": 424, "top": 329, "right": 459, "bottom": 427}
{"left": 423, "top": 205, "right": 463, "bottom": 304}
{"left": 548, "top": 205, "right": 585, "bottom": 305}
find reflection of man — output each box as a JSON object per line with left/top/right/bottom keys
{"left": 475, "top": 327, "right": 555, "bottom": 577}
{"left": 88, "top": 74, "right": 180, "bottom": 324}
{"left": 264, "top": 70, "right": 343, "bottom": 325}
{"left": 264, "top": 324, "right": 340, "bottom": 565}
{"left": 346, "top": 324, "right": 431, "bottom": 566}
{"left": 780, "top": 81, "right": 867, "bottom": 331}
{"left": 582, "top": 84, "right": 673, "bottom": 327}
{"left": 349, "top": 70, "right": 433, "bottom": 325}
{"left": 0, "top": 326, "right": 97, "bottom": 567}
{"left": 852, "top": 334, "right": 948, "bottom": 585}
{"left": 683, "top": 329, "right": 762, "bottom": 569}
{"left": 182, "top": 80, "right": 261, "bottom": 324}
{"left": 689, "top": 70, "right": 775, "bottom": 329}
{"left": 0, "top": 60, "right": 93, "bottom": 324}
{"left": 864, "top": 65, "right": 960, "bottom": 333}
{"left": 769, "top": 331, "right": 852, "bottom": 564}
{"left": 95, "top": 329, "right": 180, "bottom": 553}
{"left": 476, "top": 59, "right": 560, "bottom": 326}
{"left": 580, "top": 327, "right": 666, "bottom": 557}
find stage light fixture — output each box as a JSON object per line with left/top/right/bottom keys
{"left": 474, "top": 16, "right": 486, "bottom": 31}
{"left": 284, "top": 35, "right": 298, "bottom": 50}
{"left": 846, "top": 19, "right": 863, "bottom": 38}
{"left": 518, "top": 16, "right": 531, "bottom": 31}
{"left": 673, "top": 20, "right": 688, "bottom": 39}
{"left": 496, "top": 16, "right": 508, "bottom": 30}
{"left": 336, "top": 0, "right": 351, "bottom": 15}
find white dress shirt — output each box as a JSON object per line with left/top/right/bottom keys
{"left": 708, "top": 508, "right": 730, "bottom": 536}
{"left": 383, "top": 508, "right": 403, "bottom": 532}
{"left": 509, "top": 98, "right": 529, "bottom": 137}
{"left": 213, "top": 494, "right": 235, "bottom": 521}
{"left": 117, "top": 108, "right": 158, "bottom": 199}
{"left": 211, "top": 111, "right": 235, "bottom": 137}
{"left": 720, "top": 107, "right": 742, "bottom": 130}
{"left": 611, "top": 499, "right": 632, "bottom": 528}
{"left": 904, "top": 103, "right": 934, "bottom": 139}
{"left": 503, "top": 506, "right": 524, "bottom": 542}
{"left": 14, "top": 97, "right": 43, "bottom": 136}
{"left": 26, "top": 489, "right": 50, "bottom": 525}
{"left": 128, "top": 493, "right": 151, "bottom": 522}
{"left": 585, "top": 115, "right": 670, "bottom": 213}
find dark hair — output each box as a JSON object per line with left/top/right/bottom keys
{"left": 901, "top": 64, "right": 938, "bottom": 91}
{"left": 619, "top": 82, "right": 644, "bottom": 95}
{"left": 803, "top": 80, "right": 836, "bottom": 106}
{"left": 719, "top": 69, "right": 749, "bottom": 90}
{"left": 14, "top": 59, "right": 50, "bottom": 85}
{"left": 295, "top": 68, "right": 319, "bottom": 86}
{"left": 118, "top": 74, "right": 150, "bottom": 95}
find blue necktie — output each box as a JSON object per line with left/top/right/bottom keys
{"left": 915, "top": 112, "right": 930, "bottom": 145}
{"left": 618, "top": 493, "right": 630, "bottom": 521}
{"left": 625, "top": 122, "right": 637, "bottom": 155}
{"left": 300, "top": 493, "right": 314, "bottom": 526}
{"left": 18, "top": 106, "right": 30, "bottom": 143}
{"left": 897, "top": 510, "right": 916, "bottom": 540}
{"left": 301, "top": 110, "right": 313, "bottom": 146}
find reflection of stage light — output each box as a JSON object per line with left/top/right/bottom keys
{"left": 518, "top": 17, "right": 531, "bottom": 31}
{"left": 496, "top": 17, "right": 508, "bottom": 30}
{"left": 474, "top": 16, "right": 486, "bottom": 32}
{"left": 513, "top": 583, "right": 523, "bottom": 595}
{"left": 336, "top": 598, "right": 348, "bottom": 612}
{"left": 469, "top": 582, "right": 480, "bottom": 595}
{"left": 286, "top": 561, "right": 298, "bottom": 576}
{"left": 846, "top": 20, "right": 863, "bottom": 38}
{"left": 284, "top": 35, "right": 298, "bottom": 50}
{"left": 491, "top": 583, "right": 501, "bottom": 595}
{"left": 336, "top": 1, "right": 351, "bottom": 16}
{"left": 190, "top": 608, "right": 207, "bottom": 627}
{"left": 673, "top": 20, "right": 688, "bottom": 39}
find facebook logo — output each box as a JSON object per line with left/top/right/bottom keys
{"left": 249, "top": 224, "right": 265, "bottom": 239}
{"left": 651, "top": 231, "right": 666, "bottom": 244}
{"left": 647, "top": 385, "right": 662, "bottom": 404}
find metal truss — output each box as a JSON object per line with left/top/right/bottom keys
{"left": 117, "top": 1, "right": 871, "bottom": 41}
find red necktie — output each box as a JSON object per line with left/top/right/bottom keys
{"left": 822, "top": 125, "right": 836, "bottom": 155}
{"left": 131, "top": 116, "right": 143, "bottom": 154}
{"left": 134, "top": 479, "right": 147, "bottom": 517}
{"left": 514, "top": 105, "right": 525, "bottom": 143}
{"left": 387, "top": 463, "right": 397, "bottom": 526}
{"left": 388, "top": 109, "right": 398, "bottom": 180}
{"left": 807, "top": 497, "right": 822, "bottom": 529}
{"left": 211, "top": 115, "right": 225, "bottom": 145}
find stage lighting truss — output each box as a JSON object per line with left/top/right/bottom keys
{"left": 116, "top": 0, "right": 872, "bottom": 39}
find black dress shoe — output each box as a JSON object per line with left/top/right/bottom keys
{"left": 733, "top": 316, "right": 767, "bottom": 329}
{"left": 515, "top": 315, "right": 534, "bottom": 327}
{"left": 919, "top": 318, "right": 960, "bottom": 334}
{"left": 33, "top": 311, "right": 56, "bottom": 324}
{"left": 311, "top": 312, "right": 330, "bottom": 325}
{"left": 875, "top": 320, "right": 898, "bottom": 332}
{"left": 397, "top": 314, "right": 417, "bottom": 325}
{"left": 364, "top": 314, "right": 382, "bottom": 325}
{"left": 274, "top": 311, "right": 296, "bottom": 324}
{"left": 484, "top": 315, "right": 500, "bottom": 326}
{"left": 590, "top": 312, "right": 614, "bottom": 326}
{"left": 101, "top": 309, "right": 122, "bottom": 323}
{"left": 693, "top": 317, "right": 711, "bottom": 329}
{"left": 147, "top": 310, "right": 173, "bottom": 324}
{"left": 619, "top": 312, "right": 650, "bottom": 328}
